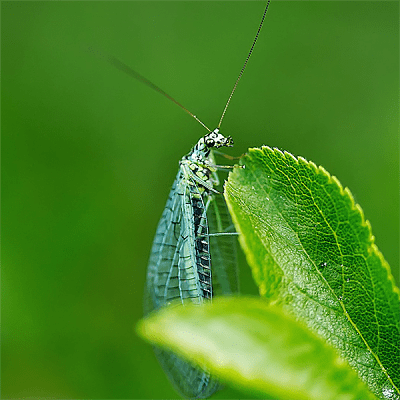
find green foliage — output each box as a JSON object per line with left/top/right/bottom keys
{"left": 137, "top": 297, "right": 376, "bottom": 400}
{"left": 138, "top": 147, "right": 400, "bottom": 400}
{"left": 225, "top": 147, "right": 400, "bottom": 400}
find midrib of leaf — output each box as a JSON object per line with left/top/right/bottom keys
{"left": 225, "top": 146, "right": 400, "bottom": 400}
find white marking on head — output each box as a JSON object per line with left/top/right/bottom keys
{"left": 204, "top": 128, "right": 233, "bottom": 149}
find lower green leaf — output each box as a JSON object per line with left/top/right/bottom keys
{"left": 137, "top": 297, "right": 375, "bottom": 400}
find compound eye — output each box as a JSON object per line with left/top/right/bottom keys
{"left": 205, "top": 138, "right": 215, "bottom": 147}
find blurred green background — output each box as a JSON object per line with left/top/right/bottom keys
{"left": 2, "top": 1, "right": 398, "bottom": 399}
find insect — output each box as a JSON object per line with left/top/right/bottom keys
{"left": 109, "top": 2, "right": 270, "bottom": 398}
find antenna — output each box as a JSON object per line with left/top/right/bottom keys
{"left": 104, "top": 1, "right": 270, "bottom": 133}
{"left": 218, "top": 0, "right": 270, "bottom": 129}
{"left": 107, "top": 56, "right": 211, "bottom": 132}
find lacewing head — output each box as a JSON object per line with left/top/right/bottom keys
{"left": 204, "top": 128, "right": 234, "bottom": 149}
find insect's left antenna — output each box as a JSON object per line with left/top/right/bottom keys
{"left": 217, "top": 0, "right": 270, "bottom": 129}
{"left": 106, "top": 55, "right": 211, "bottom": 133}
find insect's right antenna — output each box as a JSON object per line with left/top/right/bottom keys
{"left": 107, "top": 56, "right": 211, "bottom": 133}
{"left": 218, "top": 0, "right": 271, "bottom": 129}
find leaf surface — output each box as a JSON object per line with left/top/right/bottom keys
{"left": 137, "top": 297, "right": 376, "bottom": 400}
{"left": 224, "top": 147, "right": 400, "bottom": 400}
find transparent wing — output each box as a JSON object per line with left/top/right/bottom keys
{"left": 207, "top": 192, "right": 239, "bottom": 297}
{"left": 144, "top": 172, "right": 183, "bottom": 313}
{"left": 153, "top": 346, "right": 220, "bottom": 399}
{"left": 144, "top": 169, "right": 220, "bottom": 398}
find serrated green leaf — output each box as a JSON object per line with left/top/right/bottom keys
{"left": 137, "top": 297, "right": 376, "bottom": 400}
{"left": 224, "top": 146, "right": 400, "bottom": 400}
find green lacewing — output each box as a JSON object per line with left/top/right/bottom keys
{"left": 109, "top": 2, "right": 270, "bottom": 398}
